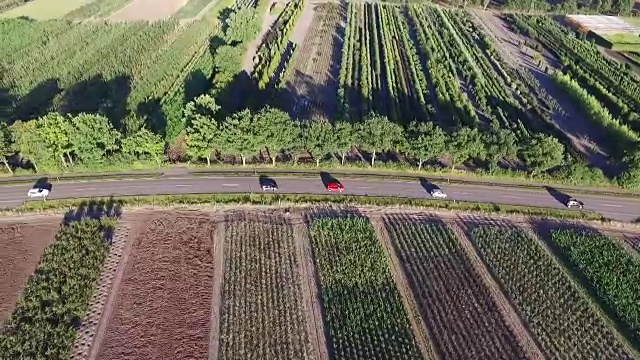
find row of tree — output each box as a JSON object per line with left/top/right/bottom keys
{"left": 0, "top": 113, "right": 163, "bottom": 173}
{"left": 184, "top": 95, "right": 567, "bottom": 174}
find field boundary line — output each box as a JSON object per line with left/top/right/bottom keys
{"left": 448, "top": 220, "right": 546, "bottom": 360}
{"left": 208, "top": 219, "right": 226, "bottom": 360}
{"left": 292, "top": 215, "right": 330, "bottom": 360}
{"left": 368, "top": 216, "right": 440, "bottom": 360}
{"left": 521, "top": 223, "right": 640, "bottom": 358}
{"left": 84, "top": 214, "right": 142, "bottom": 360}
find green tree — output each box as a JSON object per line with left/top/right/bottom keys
{"left": 334, "top": 121, "right": 354, "bottom": 165}
{"left": 446, "top": 127, "right": 486, "bottom": 171}
{"left": 183, "top": 95, "right": 222, "bottom": 166}
{"left": 39, "top": 113, "right": 73, "bottom": 167}
{"left": 223, "top": 7, "right": 260, "bottom": 44}
{"left": 520, "top": 133, "right": 565, "bottom": 175}
{"left": 0, "top": 122, "right": 13, "bottom": 174}
{"left": 356, "top": 114, "right": 406, "bottom": 166}
{"left": 122, "top": 128, "right": 165, "bottom": 163}
{"left": 484, "top": 129, "right": 518, "bottom": 165}
{"left": 255, "top": 107, "right": 299, "bottom": 166}
{"left": 405, "top": 121, "right": 447, "bottom": 171}
{"left": 69, "top": 113, "right": 120, "bottom": 164}
{"left": 11, "top": 120, "right": 50, "bottom": 172}
{"left": 304, "top": 121, "right": 335, "bottom": 167}
{"left": 220, "top": 109, "right": 262, "bottom": 166}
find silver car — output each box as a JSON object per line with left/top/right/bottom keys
{"left": 430, "top": 188, "right": 447, "bottom": 199}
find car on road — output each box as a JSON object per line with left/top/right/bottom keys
{"left": 27, "top": 188, "right": 49, "bottom": 199}
{"left": 566, "top": 197, "right": 584, "bottom": 209}
{"left": 259, "top": 176, "right": 278, "bottom": 191}
{"left": 326, "top": 182, "right": 344, "bottom": 192}
{"left": 430, "top": 188, "right": 447, "bottom": 199}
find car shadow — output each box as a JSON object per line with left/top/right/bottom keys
{"left": 544, "top": 186, "right": 570, "bottom": 206}
{"left": 419, "top": 177, "right": 439, "bottom": 193}
{"left": 320, "top": 172, "right": 341, "bottom": 188}
{"left": 33, "top": 177, "right": 53, "bottom": 192}
{"left": 258, "top": 175, "right": 277, "bottom": 188}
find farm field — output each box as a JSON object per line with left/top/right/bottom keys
{"left": 0, "top": 14, "right": 219, "bottom": 137}
{"left": 0, "top": 216, "right": 60, "bottom": 321}
{"left": 1, "top": 207, "right": 640, "bottom": 359}
{"left": 0, "top": 0, "right": 92, "bottom": 20}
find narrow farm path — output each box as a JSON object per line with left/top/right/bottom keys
{"left": 208, "top": 218, "right": 226, "bottom": 360}
{"left": 369, "top": 217, "right": 440, "bottom": 360}
{"left": 448, "top": 220, "right": 546, "bottom": 360}
{"left": 83, "top": 212, "right": 148, "bottom": 360}
{"left": 292, "top": 215, "right": 330, "bottom": 360}
{"left": 470, "top": 9, "right": 613, "bottom": 172}
{"left": 242, "top": 0, "right": 281, "bottom": 74}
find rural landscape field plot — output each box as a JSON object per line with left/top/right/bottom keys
{"left": 0, "top": 217, "right": 60, "bottom": 321}
{"left": 467, "top": 225, "right": 635, "bottom": 359}
{"left": 383, "top": 215, "right": 529, "bottom": 359}
{"left": 308, "top": 215, "right": 423, "bottom": 360}
{"left": 217, "top": 211, "right": 312, "bottom": 360}
{"left": 0, "top": 15, "right": 218, "bottom": 136}
{"left": 94, "top": 213, "right": 217, "bottom": 360}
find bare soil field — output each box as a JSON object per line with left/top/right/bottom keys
{"left": 108, "top": 0, "right": 188, "bottom": 21}
{"left": 283, "top": 2, "right": 344, "bottom": 121}
{"left": 94, "top": 211, "right": 217, "bottom": 360}
{"left": 0, "top": 217, "right": 60, "bottom": 321}
{"left": 471, "top": 10, "right": 614, "bottom": 173}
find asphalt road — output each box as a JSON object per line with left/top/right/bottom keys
{"left": 2, "top": 175, "right": 639, "bottom": 221}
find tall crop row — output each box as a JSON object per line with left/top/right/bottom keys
{"left": 308, "top": 216, "right": 422, "bottom": 360}
{"left": 0, "top": 219, "right": 114, "bottom": 359}
{"left": 218, "top": 215, "right": 312, "bottom": 360}
{"left": 550, "top": 229, "right": 640, "bottom": 342}
{"left": 470, "top": 226, "right": 633, "bottom": 359}
{"left": 384, "top": 217, "right": 528, "bottom": 359}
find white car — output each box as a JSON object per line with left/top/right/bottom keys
{"left": 430, "top": 188, "right": 447, "bottom": 199}
{"left": 261, "top": 184, "right": 278, "bottom": 191}
{"left": 27, "top": 188, "right": 49, "bottom": 199}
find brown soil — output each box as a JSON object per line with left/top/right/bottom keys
{"left": 0, "top": 217, "right": 60, "bottom": 322}
{"left": 292, "top": 215, "right": 329, "bottom": 360}
{"left": 283, "top": 2, "right": 344, "bottom": 122}
{"left": 208, "top": 220, "right": 226, "bottom": 360}
{"left": 95, "top": 212, "right": 217, "bottom": 360}
{"left": 369, "top": 217, "right": 439, "bottom": 360}
{"left": 109, "top": 0, "right": 188, "bottom": 21}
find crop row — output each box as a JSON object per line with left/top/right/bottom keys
{"left": 469, "top": 226, "right": 633, "bottom": 359}
{"left": 0, "top": 219, "right": 113, "bottom": 359}
{"left": 308, "top": 216, "right": 422, "bottom": 360}
{"left": 383, "top": 217, "right": 528, "bottom": 359}
{"left": 218, "top": 215, "right": 312, "bottom": 360}
{"left": 550, "top": 229, "right": 640, "bottom": 342}
{"left": 253, "top": 0, "right": 304, "bottom": 89}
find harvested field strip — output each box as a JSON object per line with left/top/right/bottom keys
{"left": 217, "top": 211, "right": 312, "bottom": 360}
{"left": 550, "top": 229, "right": 640, "bottom": 343}
{"left": 384, "top": 216, "right": 530, "bottom": 359}
{"left": 308, "top": 216, "right": 422, "bottom": 360}
{"left": 95, "top": 214, "right": 215, "bottom": 360}
{"left": 469, "top": 225, "right": 634, "bottom": 359}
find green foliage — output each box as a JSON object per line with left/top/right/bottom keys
{"left": 11, "top": 120, "right": 50, "bottom": 172}
{"left": 223, "top": 7, "right": 261, "bottom": 44}
{"left": 356, "top": 113, "right": 406, "bottom": 166}
{"left": 519, "top": 133, "right": 564, "bottom": 175}
{"left": 484, "top": 129, "right": 518, "bottom": 165}
{"left": 405, "top": 121, "right": 446, "bottom": 170}
{"left": 220, "top": 109, "right": 262, "bottom": 165}
{"left": 303, "top": 121, "right": 335, "bottom": 166}
{"left": 69, "top": 113, "right": 120, "bottom": 164}
{"left": 255, "top": 107, "right": 299, "bottom": 165}
{"left": 446, "top": 127, "right": 486, "bottom": 170}
{"left": 470, "top": 226, "right": 633, "bottom": 358}
{"left": 334, "top": 121, "right": 355, "bottom": 166}
{"left": 551, "top": 229, "right": 640, "bottom": 342}
{"left": 0, "top": 121, "right": 13, "bottom": 173}
{"left": 0, "top": 219, "right": 113, "bottom": 359}
{"left": 309, "top": 216, "right": 422, "bottom": 359}
{"left": 121, "top": 128, "right": 165, "bottom": 163}
{"left": 185, "top": 101, "right": 221, "bottom": 166}
{"left": 40, "top": 113, "right": 73, "bottom": 167}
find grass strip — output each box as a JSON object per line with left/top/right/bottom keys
{"left": 9, "top": 193, "right": 606, "bottom": 221}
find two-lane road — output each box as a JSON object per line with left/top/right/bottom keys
{"left": 2, "top": 175, "right": 639, "bottom": 221}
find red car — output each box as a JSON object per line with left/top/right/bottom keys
{"left": 326, "top": 182, "right": 344, "bottom": 192}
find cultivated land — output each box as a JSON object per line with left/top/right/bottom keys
{"left": 1, "top": 206, "right": 640, "bottom": 359}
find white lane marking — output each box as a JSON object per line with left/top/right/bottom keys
{"left": 174, "top": 184, "right": 192, "bottom": 187}
{"left": 501, "top": 195, "right": 522, "bottom": 199}
{"left": 222, "top": 183, "right": 239, "bottom": 187}
{"left": 601, "top": 203, "right": 623, "bottom": 208}
{"left": 359, "top": 186, "right": 373, "bottom": 189}
{"left": 456, "top": 192, "right": 472, "bottom": 195}
{"left": 75, "top": 188, "right": 86, "bottom": 191}
{"left": 0, "top": 199, "right": 22, "bottom": 203}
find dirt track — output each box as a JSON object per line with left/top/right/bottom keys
{"left": 109, "top": 0, "right": 188, "bottom": 21}
{"left": 0, "top": 218, "right": 60, "bottom": 322}
{"left": 95, "top": 212, "right": 217, "bottom": 360}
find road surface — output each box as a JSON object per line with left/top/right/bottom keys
{"left": 3, "top": 175, "right": 639, "bottom": 221}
